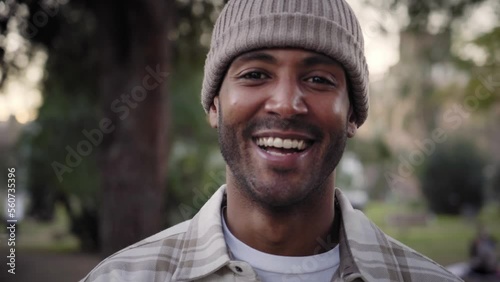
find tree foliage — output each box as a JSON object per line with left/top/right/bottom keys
{"left": 366, "top": 0, "right": 489, "bottom": 32}
{"left": 1, "top": 0, "right": 102, "bottom": 250}
{"left": 492, "top": 166, "right": 500, "bottom": 201}
{"left": 421, "top": 139, "right": 485, "bottom": 215}
{"left": 0, "top": 0, "right": 226, "bottom": 253}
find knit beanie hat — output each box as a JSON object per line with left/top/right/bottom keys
{"left": 202, "top": 0, "right": 369, "bottom": 127}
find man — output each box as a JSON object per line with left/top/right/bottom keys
{"left": 469, "top": 225, "right": 498, "bottom": 275}
{"left": 82, "top": 0, "right": 462, "bottom": 281}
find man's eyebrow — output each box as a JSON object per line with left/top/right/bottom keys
{"left": 233, "top": 51, "right": 278, "bottom": 65}
{"left": 301, "top": 55, "right": 342, "bottom": 68}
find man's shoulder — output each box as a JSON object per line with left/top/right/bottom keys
{"left": 357, "top": 214, "right": 463, "bottom": 282}
{"left": 336, "top": 189, "right": 462, "bottom": 281}
{"left": 383, "top": 233, "right": 463, "bottom": 281}
{"left": 80, "top": 220, "right": 191, "bottom": 282}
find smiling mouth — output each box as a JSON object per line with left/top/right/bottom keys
{"left": 254, "top": 137, "right": 313, "bottom": 156}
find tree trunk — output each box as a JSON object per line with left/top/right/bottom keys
{"left": 95, "top": 0, "right": 172, "bottom": 257}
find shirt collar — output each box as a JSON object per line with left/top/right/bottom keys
{"left": 172, "top": 186, "right": 395, "bottom": 281}
{"left": 335, "top": 188, "right": 402, "bottom": 281}
{"left": 172, "top": 185, "right": 231, "bottom": 281}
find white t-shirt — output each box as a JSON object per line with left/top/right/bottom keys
{"left": 222, "top": 214, "right": 340, "bottom": 282}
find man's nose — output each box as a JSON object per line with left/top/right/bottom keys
{"left": 264, "top": 77, "right": 308, "bottom": 118}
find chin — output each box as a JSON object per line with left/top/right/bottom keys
{"left": 246, "top": 178, "right": 318, "bottom": 209}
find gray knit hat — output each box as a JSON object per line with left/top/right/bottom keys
{"left": 202, "top": 0, "right": 369, "bottom": 127}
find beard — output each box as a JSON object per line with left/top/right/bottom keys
{"left": 217, "top": 104, "right": 348, "bottom": 211}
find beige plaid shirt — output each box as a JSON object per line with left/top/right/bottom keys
{"left": 81, "top": 186, "right": 462, "bottom": 282}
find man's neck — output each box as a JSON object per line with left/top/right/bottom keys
{"left": 224, "top": 180, "right": 339, "bottom": 257}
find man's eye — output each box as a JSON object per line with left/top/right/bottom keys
{"left": 241, "top": 72, "right": 267, "bottom": 80}
{"left": 307, "top": 76, "right": 334, "bottom": 85}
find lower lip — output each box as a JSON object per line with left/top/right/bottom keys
{"left": 253, "top": 141, "right": 312, "bottom": 169}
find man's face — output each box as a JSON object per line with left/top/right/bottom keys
{"left": 209, "top": 49, "right": 357, "bottom": 209}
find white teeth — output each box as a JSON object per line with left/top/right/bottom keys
{"left": 273, "top": 138, "right": 283, "bottom": 148}
{"left": 267, "top": 137, "right": 273, "bottom": 146}
{"left": 268, "top": 151, "right": 286, "bottom": 156}
{"left": 298, "top": 140, "right": 305, "bottom": 150}
{"left": 256, "top": 137, "right": 309, "bottom": 150}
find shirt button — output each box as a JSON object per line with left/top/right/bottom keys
{"left": 235, "top": 266, "right": 243, "bottom": 273}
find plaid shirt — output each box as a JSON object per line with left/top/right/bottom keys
{"left": 81, "top": 186, "right": 462, "bottom": 282}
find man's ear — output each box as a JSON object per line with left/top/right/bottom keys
{"left": 208, "top": 96, "right": 220, "bottom": 128}
{"left": 347, "top": 105, "right": 357, "bottom": 138}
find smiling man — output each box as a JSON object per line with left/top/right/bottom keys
{"left": 82, "top": 0, "right": 462, "bottom": 281}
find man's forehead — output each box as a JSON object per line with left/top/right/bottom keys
{"left": 232, "top": 48, "right": 343, "bottom": 68}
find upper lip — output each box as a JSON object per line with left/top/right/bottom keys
{"left": 253, "top": 131, "right": 315, "bottom": 141}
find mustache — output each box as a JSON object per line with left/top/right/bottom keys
{"left": 242, "top": 116, "right": 324, "bottom": 140}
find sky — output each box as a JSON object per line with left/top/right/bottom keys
{"left": 0, "top": 0, "right": 497, "bottom": 124}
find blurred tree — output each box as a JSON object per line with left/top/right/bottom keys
{"left": 359, "top": 0, "right": 498, "bottom": 203}
{"left": 0, "top": 0, "right": 228, "bottom": 255}
{"left": 421, "top": 139, "right": 485, "bottom": 215}
{"left": 389, "top": 0, "right": 487, "bottom": 32}
{"left": 1, "top": 0, "right": 103, "bottom": 251}
{"left": 388, "top": 0, "right": 488, "bottom": 131}
{"left": 492, "top": 166, "right": 500, "bottom": 201}
{"left": 459, "top": 27, "right": 500, "bottom": 109}
{"left": 93, "top": 0, "right": 173, "bottom": 256}
{"left": 362, "top": 0, "right": 494, "bottom": 130}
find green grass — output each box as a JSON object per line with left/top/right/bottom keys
{"left": 364, "top": 202, "right": 500, "bottom": 265}
{"left": 13, "top": 204, "right": 80, "bottom": 253}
